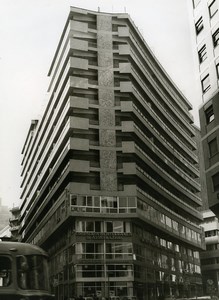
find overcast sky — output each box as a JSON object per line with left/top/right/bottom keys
{"left": 0, "top": 0, "right": 201, "bottom": 208}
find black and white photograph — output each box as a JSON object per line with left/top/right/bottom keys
{"left": 0, "top": 1, "right": 218, "bottom": 300}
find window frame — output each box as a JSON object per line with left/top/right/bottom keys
{"left": 213, "top": 28, "right": 219, "bottom": 47}
{"left": 216, "top": 62, "right": 219, "bottom": 78}
{"left": 193, "top": 0, "right": 201, "bottom": 8}
{"left": 209, "top": 138, "right": 218, "bottom": 157}
{"left": 212, "top": 172, "right": 219, "bottom": 192}
{"left": 195, "top": 17, "right": 204, "bottom": 35}
{"left": 205, "top": 105, "right": 215, "bottom": 124}
{"left": 201, "top": 74, "right": 211, "bottom": 93}
{"left": 198, "top": 44, "right": 207, "bottom": 63}
{"left": 209, "top": 0, "right": 218, "bottom": 18}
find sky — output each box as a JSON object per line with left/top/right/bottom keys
{"left": 0, "top": 0, "right": 201, "bottom": 208}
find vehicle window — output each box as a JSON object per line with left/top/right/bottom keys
{"left": 17, "top": 255, "right": 49, "bottom": 290}
{"left": 0, "top": 256, "right": 12, "bottom": 287}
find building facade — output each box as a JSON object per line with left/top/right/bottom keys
{"left": 0, "top": 199, "right": 10, "bottom": 232}
{"left": 201, "top": 210, "right": 219, "bottom": 295}
{"left": 188, "top": 0, "right": 219, "bottom": 294}
{"left": 188, "top": 0, "right": 219, "bottom": 215}
{"left": 19, "top": 7, "right": 204, "bottom": 300}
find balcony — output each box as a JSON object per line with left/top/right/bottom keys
{"left": 119, "top": 61, "right": 196, "bottom": 148}
{"left": 205, "top": 235, "right": 219, "bottom": 244}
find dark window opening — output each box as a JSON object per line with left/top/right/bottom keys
{"left": 213, "top": 28, "right": 219, "bottom": 47}
{"left": 198, "top": 44, "right": 207, "bottom": 63}
{"left": 195, "top": 17, "right": 204, "bottom": 34}
{"left": 205, "top": 105, "right": 215, "bottom": 124}
{"left": 212, "top": 172, "right": 219, "bottom": 192}
{"left": 216, "top": 63, "right": 219, "bottom": 78}
{"left": 209, "top": 138, "right": 218, "bottom": 157}
{"left": 0, "top": 257, "right": 11, "bottom": 287}
{"left": 201, "top": 74, "right": 210, "bottom": 93}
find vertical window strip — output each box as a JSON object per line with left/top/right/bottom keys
{"left": 195, "top": 17, "right": 204, "bottom": 35}
{"left": 209, "top": 0, "right": 218, "bottom": 17}
{"left": 201, "top": 74, "right": 210, "bottom": 93}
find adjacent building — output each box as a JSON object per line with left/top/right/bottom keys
{"left": 0, "top": 199, "right": 10, "bottom": 231}
{"left": 188, "top": 0, "right": 219, "bottom": 215}
{"left": 19, "top": 7, "right": 205, "bottom": 300}
{"left": 200, "top": 210, "right": 219, "bottom": 295}
{"left": 188, "top": 0, "right": 219, "bottom": 294}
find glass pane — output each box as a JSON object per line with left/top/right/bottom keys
{"left": 16, "top": 255, "right": 49, "bottom": 290}
{"left": 0, "top": 256, "right": 11, "bottom": 287}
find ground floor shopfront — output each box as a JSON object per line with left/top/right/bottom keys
{"left": 34, "top": 195, "right": 204, "bottom": 300}
{"left": 47, "top": 226, "right": 203, "bottom": 300}
{"left": 51, "top": 275, "right": 203, "bottom": 300}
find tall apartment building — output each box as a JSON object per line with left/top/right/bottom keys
{"left": 188, "top": 0, "right": 219, "bottom": 215}
{"left": 19, "top": 7, "right": 204, "bottom": 300}
{"left": 188, "top": 0, "right": 219, "bottom": 294}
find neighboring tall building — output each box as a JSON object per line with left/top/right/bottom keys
{"left": 19, "top": 7, "right": 204, "bottom": 300}
{"left": 188, "top": 0, "right": 219, "bottom": 295}
{"left": 0, "top": 198, "right": 10, "bottom": 231}
{"left": 188, "top": 0, "right": 219, "bottom": 215}
{"left": 200, "top": 211, "right": 219, "bottom": 295}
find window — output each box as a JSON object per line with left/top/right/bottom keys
{"left": 213, "top": 28, "right": 219, "bottom": 47}
{"left": 212, "top": 172, "right": 219, "bottom": 191}
{"left": 165, "top": 216, "right": 172, "bottom": 228}
{"left": 216, "top": 63, "right": 219, "bottom": 78}
{"left": 209, "top": 0, "right": 218, "bottom": 17}
{"left": 205, "top": 105, "right": 215, "bottom": 123}
{"left": 205, "top": 229, "right": 217, "bottom": 237}
{"left": 193, "top": 0, "right": 201, "bottom": 8}
{"left": 17, "top": 255, "right": 49, "bottom": 290}
{"left": 106, "top": 221, "right": 113, "bottom": 232}
{"left": 198, "top": 45, "right": 207, "bottom": 63}
{"left": 195, "top": 17, "right": 204, "bottom": 34}
{"left": 209, "top": 138, "right": 218, "bottom": 156}
{"left": 172, "top": 220, "right": 178, "bottom": 231}
{"left": 0, "top": 257, "right": 11, "bottom": 287}
{"left": 201, "top": 74, "right": 210, "bottom": 93}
